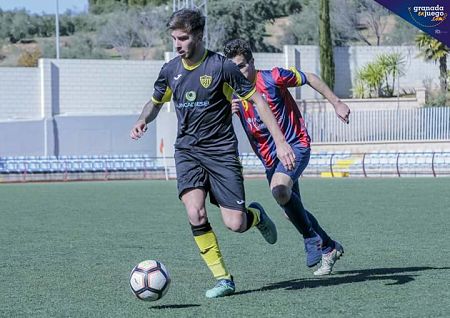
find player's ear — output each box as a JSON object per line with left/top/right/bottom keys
{"left": 194, "top": 31, "right": 203, "bottom": 42}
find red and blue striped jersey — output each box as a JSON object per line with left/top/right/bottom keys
{"left": 235, "top": 67, "right": 311, "bottom": 168}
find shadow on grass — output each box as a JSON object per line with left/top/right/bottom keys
{"left": 235, "top": 266, "right": 450, "bottom": 296}
{"left": 149, "top": 304, "right": 201, "bottom": 309}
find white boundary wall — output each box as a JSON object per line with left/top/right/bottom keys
{"left": 0, "top": 45, "right": 440, "bottom": 121}
{"left": 0, "top": 45, "right": 444, "bottom": 157}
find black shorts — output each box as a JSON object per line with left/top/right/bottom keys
{"left": 174, "top": 148, "right": 246, "bottom": 212}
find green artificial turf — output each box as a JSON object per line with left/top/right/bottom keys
{"left": 1, "top": 178, "right": 449, "bottom": 317}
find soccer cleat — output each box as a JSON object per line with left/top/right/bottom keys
{"left": 304, "top": 234, "right": 323, "bottom": 267}
{"left": 205, "top": 278, "right": 235, "bottom": 298}
{"left": 314, "top": 241, "right": 344, "bottom": 276}
{"left": 249, "top": 202, "right": 277, "bottom": 244}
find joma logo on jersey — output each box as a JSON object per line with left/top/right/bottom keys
{"left": 200, "top": 75, "right": 212, "bottom": 88}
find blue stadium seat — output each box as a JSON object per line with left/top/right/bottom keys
{"left": 92, "top": 159, "right": 106, "bottom": 172}
{"left": 134, "top": 159, "right": 145, "bottom": 170}
{"left": 123, "top": 159, "right": 135, "bottom": 171}
{"left": 27, "top": 160, "right": 41, "bottom": 173}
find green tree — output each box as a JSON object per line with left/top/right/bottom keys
{"left": 208, "top": 0, "right": 299, "bottom": 52}
{"left": 377, "top": 53, "right": 405, "bottom": 96}
{"left": 357, "top": 62, "right": 384, "bottom": 97}
{"left": 89, "top": 0, "right": 168, "bottom": 13}
{"left": 129, "top": 0, "right": 167, "bottom": 6}
{"left": 0, "top": 38, "right": 5, "bottom": 62}
{"left": 283, "top": 0, "right": 392, "bottom": 47}
{"left": 40, "top": 33, "right": 107, "bottom": 59}
{"left": 354, "top": 53, "right": 406, "bottom": 98}
{"left": 415, "top": 32, "right": 449, "bottom": 94}
{"left": 89, "top": 0, "right": 128, "bottom": 14}
{"left": 8, "top": 9, "right": 37, "bottom": 43}
{"left": 97, "top": 10, "right": 137, "bottom": 59}
{"left": 319, "top": 0, "right": 334, "bottom": 90}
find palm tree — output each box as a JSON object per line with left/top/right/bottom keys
{"left": 415, "top": 32, "right": 449, "bottom": 93}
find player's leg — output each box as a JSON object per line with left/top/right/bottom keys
{"left": 291, "top": 181, "right": 344, "bottom": 276}
{"left": 270, "top": 172, "right": 321, "bottom": 267}
{"left": 175, "top": 150, "right": 233, "bottom": 297}
{"left": 219, "top": 204, "right": 277, "bottom": 244}
{"left": 204, "top": 151, "right": 277, "bottom": 244}
{"left": 270, "top": 172, "right": 315, "bottom": 237}
{"left": 182, "top": 188, "right": 231, "bottom": 280}
{"left": 205, "top": 202, "right": 277, "bottom": 298}
{"left": 291, "top": 181, "right": 334, "bottom": 251}
{"left": 268, "top": 147, "right": 322, "bottom": 267}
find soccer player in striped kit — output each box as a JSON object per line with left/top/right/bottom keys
{"left": 224, "top": 39, "right": 350, "bottom": 275}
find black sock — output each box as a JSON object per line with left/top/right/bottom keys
{"left": 244, "top": 208, "right": 255, "bottom": 231}
{"left": 280, "top": 191, "right": 315, "bottom": 238}
{"left": 305, "top": 210, "right": 334, "bottom": 250}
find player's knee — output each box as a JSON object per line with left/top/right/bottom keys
{"left": 185, "top": 206, "right": 207, "bottom": 225}
{"left": 271, "top": 185, "right": 291, "bottom": 205}
{"left": 223, "top": 215, "right": 246, "bottom": 233}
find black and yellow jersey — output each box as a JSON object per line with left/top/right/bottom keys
{"left": 152, "top": 50, "right": 255, "bottom": 152}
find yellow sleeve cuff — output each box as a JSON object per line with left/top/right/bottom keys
{"left": 151, "top": 87, "right": 173, "bottom": 105}
{"left": 289, "top": 66, "right": 303, "bottom": 87}
{"left": 151, "top": 96, "right": 163, "bottom": 105}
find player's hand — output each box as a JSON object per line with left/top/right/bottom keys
{"left": 130, "top": 120, "right": 148, "bottom": 140}
{"left": 276, "top": 141, "right": 296, "bottom": 171}
{"left": 231, "top": 98, "right": 240, "bottom": 114}
{"left": 334, "top": 101, "right": 350, "bottom": 124}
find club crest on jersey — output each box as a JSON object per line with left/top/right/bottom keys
{"left": 200, "top": 75, "right": 212, "bottom": 88}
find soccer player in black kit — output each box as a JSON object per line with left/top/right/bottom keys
{"left": 130, "top": 9, "right": 295, "bottom": 298}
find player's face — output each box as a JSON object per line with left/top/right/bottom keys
{"left": 171, "top": 29, "right": 200, "bottom": 59}
{"left": 231, "top": 54, "right": 256, "bottom": 81}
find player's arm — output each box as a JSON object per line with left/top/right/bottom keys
{"left": 248, "top": 91, "right": 296, "bottom": 171}
{"left": 304, "top": 72, "right": 351, "bottom": 124}
{"left": 131, "top": 64, "right": 172, "bottom": 140}
{"left": 130, "top": 101, "right": 163, "bottom": 140}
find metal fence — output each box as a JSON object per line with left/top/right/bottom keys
{"left": 304, "top": 107, "right": 450, "bottom": 143}
{"left": 2, "top": 151, "right": 449, "bottom": 183}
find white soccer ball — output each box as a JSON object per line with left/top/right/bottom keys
{"left": 129, "top": 260, "right": 171, "bottom": 301}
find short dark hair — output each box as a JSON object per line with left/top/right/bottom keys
{"left": 167, "top": 9, "right": 205, "bottom": 35}
{"left": 223, "top": 39, "right": 253, "bottom": 62}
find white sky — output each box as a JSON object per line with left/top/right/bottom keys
{"left": 0, "top": 0, "right": 88, "bottom": 14}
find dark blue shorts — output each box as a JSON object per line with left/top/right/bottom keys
{"left": 175, "top": 149, "right": 246, "bottom": 212}
{"left": 266, "top": 146, "right": 310, "bottom": 191}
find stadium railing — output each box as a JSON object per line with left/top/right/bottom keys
{"left": 0, "top": 154, "right": 167, "bottom": 182}
{"left": 239, "top": 151, "right": 450, "bottom": 178}
{"left": 1, "top": 151, "right": 449, "bottom": 182}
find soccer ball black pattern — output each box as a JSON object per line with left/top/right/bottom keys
{"left": 129, "top": 260, "right": 170, "bottom": 301}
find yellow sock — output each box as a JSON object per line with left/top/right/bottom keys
{"left": 247, "top": 207, "right": 261, "bottom": 228}
{"left": 193, "top": 230, "right": 231, "bottom": 280}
